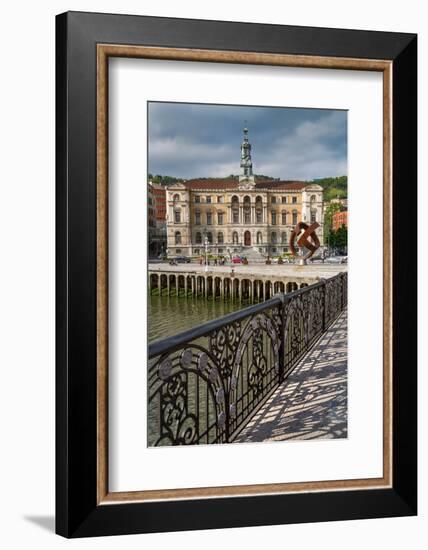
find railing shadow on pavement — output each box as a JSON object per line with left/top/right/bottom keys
{"left": 234, "top": 311, "right": 348, "bottom": 443}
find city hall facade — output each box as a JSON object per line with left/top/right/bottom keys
{"left": 165, "top": 129, "right": 324, "bottom": 257}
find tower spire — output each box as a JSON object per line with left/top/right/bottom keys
{"left": 239, "top": 126, "right": 255, "bottom": 188}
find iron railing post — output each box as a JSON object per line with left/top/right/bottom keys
{"left": 278, "top": 295, "right": 286, "bottom": 382}
{"left": 320, "top": 277, "right": 327, "bottom": 331}
{"left": 342, "top": 273, "right": 346, "bottom": 310}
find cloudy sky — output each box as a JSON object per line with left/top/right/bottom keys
{"left": 148, "top": 102, "right": 347, "bottom": 181}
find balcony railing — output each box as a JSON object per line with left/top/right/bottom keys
{"left": 147, "top": 272, "right": 347, "bottom": 446}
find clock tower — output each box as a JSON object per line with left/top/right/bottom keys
{"left": 239, "top": 127, "right": 256, "bottom": 189}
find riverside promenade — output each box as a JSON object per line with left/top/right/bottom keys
{"left": 234, "top": 310, "right": 348, "bottom": 443}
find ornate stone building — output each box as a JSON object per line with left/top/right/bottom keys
{"left": 165, "top": 128, "right": 324, "bottom": 257}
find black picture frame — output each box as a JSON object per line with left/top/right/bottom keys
{"left": 56, "top": 11, "right": 417, "bottom": 538}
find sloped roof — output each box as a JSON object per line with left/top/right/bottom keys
{"left": 181, "top": 178, "right": 308, "bottom": 191}
{"left": 182, "top": 178, "right": 238, "bottom": 190}
{"left": 255, "top": 181, "right": 307, "bottom": 191}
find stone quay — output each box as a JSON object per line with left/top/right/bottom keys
{"left": 148, "top": 263, "right": 347, "bottom": 303}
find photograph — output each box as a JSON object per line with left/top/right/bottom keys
{"left": 147, "top": 102, "right": 348, "bottom": 447}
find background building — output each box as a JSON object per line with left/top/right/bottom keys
{"left": 148, "top": 182, "right": 167, "bottom": 257}
{"left": 332, "top": 210, "right": 348, "bottom": 231}
{"left": 165, "top": 129, "right": 324, "bottom": 258}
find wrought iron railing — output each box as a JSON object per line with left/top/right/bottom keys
{"left": 147, "top": 272, "right": 347, "bottom": 446}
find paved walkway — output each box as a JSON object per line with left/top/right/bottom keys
{"left": 235, "top": 310, "right": 348, "bottom": 443}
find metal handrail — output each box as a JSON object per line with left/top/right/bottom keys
{"left": 148, "top": 279, "right": 325, "bottom": 358}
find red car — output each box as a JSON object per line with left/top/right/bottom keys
{"left": 232, "top": 256, "right": 242, "bottom": 264}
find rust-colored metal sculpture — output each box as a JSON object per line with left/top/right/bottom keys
{"left": 289, "top": 221, "right": 320, "bottom": 262}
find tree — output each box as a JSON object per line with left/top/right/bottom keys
{"left": 330, "top": 225, "right": 348, "bottom": 253}
{"left": 324, "top": 202, "right": 341, "bottom": 249}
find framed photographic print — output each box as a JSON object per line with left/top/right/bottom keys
{"left": 56, "top": 11, "right": 417, "bottom": 537}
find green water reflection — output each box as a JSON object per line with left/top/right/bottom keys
{"left": 148, "top": 294, "right": 244, "bottom": 343}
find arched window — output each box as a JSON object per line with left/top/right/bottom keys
{"left": 232, "top": 231, "right": 239, "bottom": 244}
{"left": 281, "top": 231, "right": 287, "bottom": 244}
{"left": 292, "top": 210, "right": 298, "bottom": 226}
{"left": 195, "top": 232, "right": 202, "bottom": 244}
{"left": 271, "top": 232, "right": 277, "bottom": 244}
{"left": 255, "top": 196, "right": 263, "bottom": 223}
{"left": 206, "top": 232, "right": 213, "bottom": 244}
{"left": 217, "top": 232, "right": 224, "bottom": 244}
{"left": 243, "top": 196, "right": 251, "bottom": 224}
{"left": 281, "top": 211, "right": 287, "bottom": 225}
{"left": 173, "top": 193, "right": 180, "bottom": 202}
{"left": 310, "top": 195, "right": 317, "bottom": 202}
{"left": 232, "top": 195, "right": 239, "bottom": 224}
{"left": 256, "top": 231, "right": 263, "bottom": 244}
{"left": 175, "top": 231, "right": 181, "bottom": 245}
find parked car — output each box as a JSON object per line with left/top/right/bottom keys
{"left": 232, "top": 256, "right": 242, "bottom": 264}
{"left": 325, "top": 256, "right": 346, "bottom": 264}
{"left": 175, "top": 256, "right": 191, "bottom": 264}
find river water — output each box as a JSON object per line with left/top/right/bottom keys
{"left": 148, "top": 294, "right": 244, "bottom": 343}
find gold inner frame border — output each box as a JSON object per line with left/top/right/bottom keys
{"left": 96, "top": 44, "right": 393, "bottom": 504}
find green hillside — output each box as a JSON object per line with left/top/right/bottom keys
{"left": 311, "top": 176, "right": 348, "bottom": 202}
